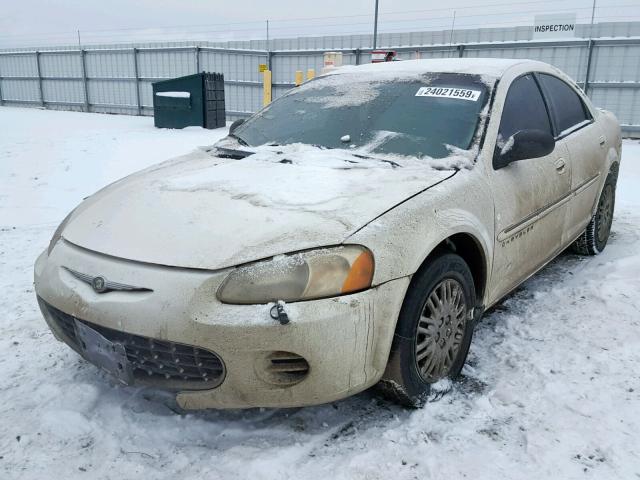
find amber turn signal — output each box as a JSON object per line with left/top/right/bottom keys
{"left": 342, "top": 250, "right": 375, "bottom": 294}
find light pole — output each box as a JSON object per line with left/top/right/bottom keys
{"left": 373, "top": 0, "right": 379, "bottom": 49}
{"left": 589, "top": 0, "right": 597, "bottom": 37}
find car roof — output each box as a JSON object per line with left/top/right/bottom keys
{"left": 327, "top": 58, "right": 548, "bottom": 79}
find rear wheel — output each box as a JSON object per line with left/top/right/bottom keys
{"left": 378, "top": 253, "right": 476, "bottom": 407}
{"left": 572, "top": 168, "right": 617, "bottom": 255}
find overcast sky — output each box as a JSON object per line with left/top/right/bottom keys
{"left": 1, "top": 0, "right": 639, "bottom": 47}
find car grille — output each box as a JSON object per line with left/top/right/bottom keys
{"left": 41, "top": 300, "right": 225, "bottom": 390}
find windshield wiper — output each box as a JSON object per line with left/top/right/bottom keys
{"left": 227, "top": 132, "right": 249, "bottom": 146}
{"left": 213, "top": 146, "right": 254, "bottom": 159}
{"left": 352, "top": 153, "right": 401, "bottom": 168}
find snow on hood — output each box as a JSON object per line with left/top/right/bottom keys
{"left": 61, "top": 143, "right": 459, "bottom": 270}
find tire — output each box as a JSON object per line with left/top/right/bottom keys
{"left": 378, "top": 253, "right": 476, "bottom": 407}
{"left": 572, "top": 167, "right": 618, "bottom": 256}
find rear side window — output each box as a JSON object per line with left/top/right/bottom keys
{"left": 498, "top": 74, "right": 552, "bottom": 142}
{"left": 537, "top": 73, "right": 591, "bottom": 136}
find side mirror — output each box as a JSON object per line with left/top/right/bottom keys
{"left": 229, "top": 118, "right": 245, "bottom": 134}
{"left": 493, "top": 129, "right": 555, "bottom": 170}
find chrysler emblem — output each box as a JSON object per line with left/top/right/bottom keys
{"left": 91, "top": 276, "right": 107, "bottom": 293}
{"left": 63, "top": 267, "right": 153, "bottom": 294}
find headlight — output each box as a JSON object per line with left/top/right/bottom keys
{"left": 47, "top": 208, "right": 76, "bottom": 255}
{"left": 217, "top": 245, "right": 374, "bottom": 304}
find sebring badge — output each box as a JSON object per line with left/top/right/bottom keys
{"left": 63, "top": 267, "right": 152, "bottom": 294}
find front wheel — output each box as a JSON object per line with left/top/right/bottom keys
{"left": 378, "top": 253, "right": 476, "bottom": 407}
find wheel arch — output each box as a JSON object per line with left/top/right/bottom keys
{"left": 609, "top": 157, "right": 620, "bottom": 178}
{"left": 590, "top": 151, "right": 620, "bottom": 216}
{"left": 411, "top": 232, "right": 489, "bottom": 308}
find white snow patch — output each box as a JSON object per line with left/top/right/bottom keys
{"left": 359, "top": 130, "right": 402, "bottom": 153}
{"left": 303, "top": 79, "right": 381, "bottom": 108}
{"left": 155, "top": 91, "right": 191, "bottom": 98}
{"left": 496, "top": 133, "right": 515, "bottom": 155}
{"left": 430, "top": 378, "right": 453, "bottom": 394}
{"left": 433, "top": 143, "right": 479, "bottom": 170}
{"left": 326, "top": 58, "right": 526, "bottom": 79}
{"left": 164, "top": 142, "right": 434, "bottom": 212}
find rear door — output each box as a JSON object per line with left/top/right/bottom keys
{"left": 487, "top": 73, "right": 572, "bottom": 301}
{"left": 536, "top": 73, "right": 603, "bottom": 243}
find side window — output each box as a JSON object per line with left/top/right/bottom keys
{"left": 498, "top": 74, "right": 552, "bottom": 143}
{"left": 537, "top": 73, "right": 591, "bottom": 136}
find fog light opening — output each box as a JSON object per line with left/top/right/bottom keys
{"left": 260, "top": 351, "right": 310, "bottom": 386}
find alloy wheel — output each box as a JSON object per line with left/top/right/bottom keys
{"left": 414, "top": 278, "right": 468, "bottom": 383}
{"left": 597, "top": 184, "right": 614, "bottom": 244}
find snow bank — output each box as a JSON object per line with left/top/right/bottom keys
{"left": 0, "top": 107, "right": 225, "bottom": 228}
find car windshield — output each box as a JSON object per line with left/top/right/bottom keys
{"left": 233, "top": 72, "right": 492, "bottom": 159}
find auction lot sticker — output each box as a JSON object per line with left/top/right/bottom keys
{"left": 415, "top": 86, "right": 481, "bottom": 101}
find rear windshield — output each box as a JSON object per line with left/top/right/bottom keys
{"left": 234, "top": 72, "right": 492, "bottom": 159}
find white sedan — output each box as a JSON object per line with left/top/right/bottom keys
{"left": 35, "top": 58, "right": 621, "bottom": 408}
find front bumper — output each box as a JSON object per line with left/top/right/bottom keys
{"left": 35, "top": 240, "right": 409, "bottom": 409}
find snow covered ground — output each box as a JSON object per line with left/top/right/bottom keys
{"left": 1, "top": 106, "right": 639, "bottom": 479}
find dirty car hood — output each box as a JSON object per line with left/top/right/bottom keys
{"left": 62, "top": 146, "right": 456, "bottom": 270}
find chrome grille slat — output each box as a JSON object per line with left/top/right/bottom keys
{"left": 42, "top": 301, "right": 225, "bottom": 390}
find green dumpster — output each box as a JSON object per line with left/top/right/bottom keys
{"left": 152, "top": 72, "right": 225, "bottom": 129}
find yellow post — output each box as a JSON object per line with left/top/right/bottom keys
{"left": 306, "top": 68, "right": 315, "bottom": 81}
{"left": 263, "top": 70, "right": 272, "bottom": 106}
{"left": 294, "top": 70, "right": 304, "bottom": 86}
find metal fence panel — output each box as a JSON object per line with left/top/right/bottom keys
{"left": 200, "top": 50, "right": 264, "bottom": 83}
{"left": 1, "top": 78, "right": 39, "bottom": 102}
{"left": 590, "top": 44, "right": 640, "bottom": 82}
{"left": 42, "top": 79, "right": 84, "bottom": 103}
{"left": 39, "top": 52, "right": 81, "bottom": 77}
{"left": 87, "top": 79, "right": 137, "bottom": 108}
{"left": 464, "top": 44, "right": 588, "bottom": 81}
{"left": 413, "top": 48, "right": 458, "bottom": 59}
{"left": 199, "top": 49, "right": 266, "bottom": 115}
{"left": 85, "top": 50, "right": 135, "bottom": 78}
{"left": 137, "top": 49, "right": 195, "bottom": 79}
{"left": 590, "top": 87, "right": 640, "bottom": 126}
{"left": 0, "top": 54, "right": 38, "bottom": 76}
{"left": 138, "top": 79, "right": 155, "bottom": 109}
{"left": 272, "top": 53, "right": 323, "bottom": 84}
{"left": 1, "top": 23, "right": 640, "bottom": 132}
{"left": 225, "top": 83, "right": 262, "bottom": 114}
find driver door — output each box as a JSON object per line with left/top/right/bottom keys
{"left": 487, "top": 73, "right": 572, "bottom": 303}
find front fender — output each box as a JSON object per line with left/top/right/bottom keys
{"left": 347, "top": 168, "right": 494, "bottom": 305}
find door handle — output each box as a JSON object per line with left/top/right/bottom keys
{"left": 555, "top": 158, "right": 566, "bottom": 174}
{"left": 599, "top": 135, "right": 606, "bottom": 147}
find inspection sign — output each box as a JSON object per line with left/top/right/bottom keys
{"left": 533, "top": 13, "right": 577, "bottom": 39}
